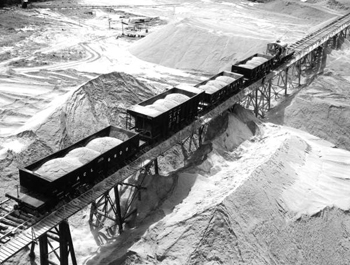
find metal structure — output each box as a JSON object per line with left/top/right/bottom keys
{"left": 240, "top": 13, "right": 350, "bottom": 118}
{"left": 2, "top": 10, "right": 350, "bottom": 265}
{"left": 36, "top": 220, "right": 76, "bottom": 265}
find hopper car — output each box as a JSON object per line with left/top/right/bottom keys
{"left": 6, "top": 41, "right": 295, "bottom": 215}
{"left": 194, "top": 71, "right": 244, "bottom": 108}
{"left": 126, "top": 87, "right": 204, "bottom": 141}
{"left": 231, "top": 53, "right": 274, "bottom": 81}
{"left": 6, "top": 126, "right": 140, "bottom": 214}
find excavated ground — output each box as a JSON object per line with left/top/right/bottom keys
{"left": 2, "top": 0, "right": 350, "bottom": 265}
{"left": 267, "top": 41, "right": 350, "bottom": 151}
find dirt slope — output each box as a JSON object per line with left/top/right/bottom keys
{"left": 0, "top": 72, "right": 156, "bottom": 203}
{"left": 129, "top": 18, "right": 268, "bottom": 74}
{"left": 267, "top": 42, "right": 350, "bottom": 151}
{"left": 88, "top": 106, "right": 350, "bottom": 265}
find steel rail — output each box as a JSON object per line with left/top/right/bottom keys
{"left": 0, "top": 85, "right": 255, "bottom": 263}
{"left": 1, "top": 10, "right": 350, "bottom": 265}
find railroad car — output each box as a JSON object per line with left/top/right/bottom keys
{"left": 195, "top": 71, "right": 244, "bottom": 108}
{"left": 126, "top": 86, "right": 204, "bottom": 141}
{"left": 5, "top": 40, "right": 298, "bottom": 215}
{"left": 6, "top": 126, "right": 140, "bottom": 214}
{"left": 231, "top": 53, "right": 274, "bottom": 81}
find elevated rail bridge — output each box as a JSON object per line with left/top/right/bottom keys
{"left": 1, "top": 10, "right": 350, "bottom": 265}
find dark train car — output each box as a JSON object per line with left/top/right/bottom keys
{"left": 231, "top": 53, "right": 274, "bottom": 80}
{"left": 194, "top": 71, "right": 244, "bottom": 108}
{"left": 7, "top": 126, "right": 139, "bottom": 213}
{"left": 127, "top": 87, "right": 204, "bottom": 141}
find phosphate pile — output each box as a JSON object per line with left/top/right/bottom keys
{"left": 197, "top": 75, "right": 236, "bottom": 93}
{"left": 266, "top": 42, "right": 350, "bottom": 150}
{"left": 34, "top": 137, "right": 122, "bottom": 180}
{"left": 0, "top": 72, "right": 156, "bottom": 202}
{"left": 238, "top": 56, "right": 269, "bottom": 69}
{"left": 88, "top": 105, "right": 350, "bottom": 265}
{"left": 131, "top": 93, "right": 190, "bottom": 116}
{"left": 129, "top": 18, "right": 268, "bottom": 73}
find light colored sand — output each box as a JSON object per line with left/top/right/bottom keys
{"left": 65, "top": 147, "right": 101, "bottom": 164}
{"left": 165, "top": 93, "right": 189, "bottom": 103}
{"left": 86, "top": 137, "right": 122, "bottom": 153}
{"left": 35, "top": 157, "right": 83, "bottom": 180}
{"left": 215, "top": 76, "right": 236, "bottom": 84}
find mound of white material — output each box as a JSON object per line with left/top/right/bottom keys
{"left": 35, "top": 157, "right": 83, "bottom": 180}
{"left": 109, "top": 121, "right": 350, "bottom": 265}
{"left": 238, "top": 56, "right": 268, "bottom": 69}
{"left": 238, "top": 64, "right": 254, "bottom": 69}
{"left": 131, "top": 105, "right": 160, "bottom": 117}
{"left": 266, "top": 70, "right": 350, "bottom": 151}
{"left": 129, "top": 18, "right": 267, "bottom": 73}
{"left": 207, "top": 80, "right": 226, "bottom": 89}
{"left": 215, "top": 76, "right": 236, "bottom": 84}
{"left": 250, "top": 56, "right": 268, "bottom": 64}
{"left": 65, "top": 147, "right": 101, "bottom": 164}
{"left": 282, "top": 127, "right": 350, "bottom": 216}
{"left": 153, "top": 98, "right": 179, "bottom": 109}
{"left": 86, "top": 137, "right": 122, "bottom": 153}
{"left": 198, "top": 84, "right": 218, "bottom": 93}
{"left": 165, "top": 93, "right": 190, "bottom": 103}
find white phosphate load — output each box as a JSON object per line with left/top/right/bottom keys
{"left": 86, "top": 137, "right": 122, "bottom": 153}
{"left": 247, "top": 56, "right": 268, "bottom": 66}
{"left": 215, "top": 76, "right": 236, "bottom": 84}
{"left": 165, "top": 93, "right": 190, "bottom": 103}
{"left": 238, "top": 64, "right": 254, "bottom": 69}
{"left": 35, "top": 157, "right": 83, "bottom": 180}
{"left": 143, "top": 96, "right": 183, "bottom": 115}
{"left": 198, "top": 84, "right": 219, "bottom": 93}
{"left": 238, "top": 56, "right": 268, "bottom": 69}
{"left": 132, "top": 105, "right": 160, "bottom": 117}
{"left": 207, "top": 80, "right": 227, "bottom": 89}
{"left": 65, "top": 147, "right": 101, "bottom": 164}
{"left": 153, "top": 98, "right": 179, "bottom": 109}
{"left": 147, "top": 104, "right": 168, "bottom": 113}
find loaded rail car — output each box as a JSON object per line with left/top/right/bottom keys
{"left": 126, "top": 87, "right": 204, "bottom": 141}
{"left": 195, "top": 71, "right": 244, "bottom": 108}
{"left": 231, "top": 53, "right": 274, "bottom": 81}
{"left": 6, "top": 126, "right": 140, "bottom": 213}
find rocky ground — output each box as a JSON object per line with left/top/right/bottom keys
{"left": 2, "top": 0, "right": 350, "bottom": 264}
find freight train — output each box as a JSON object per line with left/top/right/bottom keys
{"left": 6, "top": 41, "right": 294, "bottom": 215}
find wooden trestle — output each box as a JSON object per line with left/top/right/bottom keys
{"left": 2, "top": 10, "right": 350, "bottom": 265}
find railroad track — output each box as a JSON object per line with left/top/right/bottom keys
{"left": 0, "top": 200, "right": 34, "bottom": 246}
{"left": 290, "top": 12, "right": 350, "bottom": 59}
{"left": 291, "top": 12, "right": 350, "bottom": 50}
{"left": 1, "top": 10, "right": 350, "bottom": 265}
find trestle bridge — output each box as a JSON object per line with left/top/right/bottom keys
{"left": 1, "top": 9, "right": 350, "bottom": 265}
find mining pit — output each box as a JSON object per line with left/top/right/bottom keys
{"left": 1, "top": 0, "right": 350, "bottom": 264}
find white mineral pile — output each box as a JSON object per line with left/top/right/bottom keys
{"left": 129, "top": 18, "right": 268, "bottom": 73}
{"left": 65, "top": 147, "right": 100, "bottom": 164}
{"left": 133, "top": 93, "right": 190, "bottom": 116}
{"left": 35, "top": 157, "right": 83, "bottom": 180}
{"left": 197, "top": 75, "right": 236, "bottom": 93}
{"left": 238, "top": 56, "right": 268, "bottom": 69}
{"left": 88, "top": 106, "right": 350, "bottom": 264}
{"left": 85, "top": 137, "right": 122, "bottom": 153}
{"left": 15, "top": 72, "right": 155, "bottom": 152}
{"left": 267, "top": 43, "right": 350, "bottom": 150}
{"left": 0, "top": 72, "right": 155, "bottom": 202}
{"left": 34, "top": 137, "right": 122, "bottom": 179}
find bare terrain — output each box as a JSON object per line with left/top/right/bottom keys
{"left": 2, "top": 0, "right": 350, "bottom": 264}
